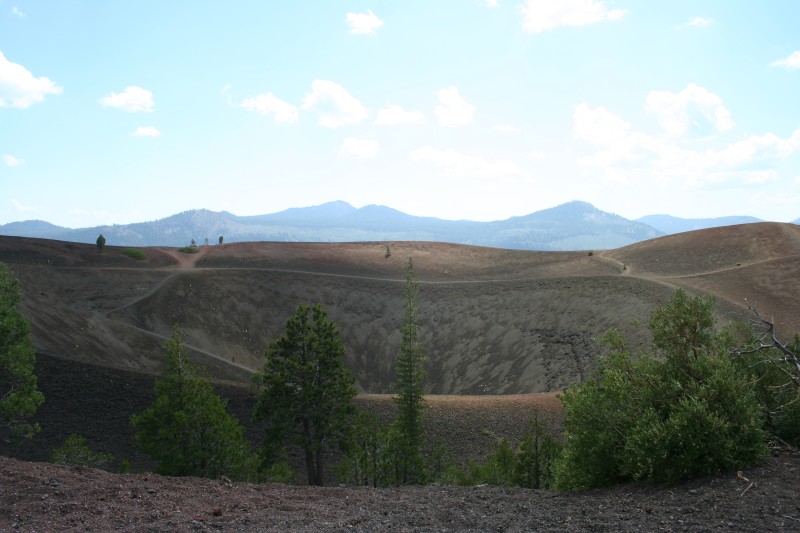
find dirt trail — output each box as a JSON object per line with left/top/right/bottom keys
{"left": 659, "top": 254, "right": 800, "bottom": 280}
{"left": 158, "top": 246, "right": 211, "bottom": 269}
{"left": 113, "top": 320, "right": 256, "bottom": 374}
{"left": 596, "top": 251, "right": 629, "bottom": 274}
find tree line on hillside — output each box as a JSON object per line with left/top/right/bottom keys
{"left": 2, "top": 258, "right": 800, "bottom": 490}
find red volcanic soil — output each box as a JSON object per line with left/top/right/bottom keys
{"left": 605, "top": 222, "right": 800, "bottom": 337}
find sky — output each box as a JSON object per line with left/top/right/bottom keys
{"left": 1, "top": 1, "right": 799, "bottom": 228}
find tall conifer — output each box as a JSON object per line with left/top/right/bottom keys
{"left": 392, "top": 258, "right": 427, "bottom": 484}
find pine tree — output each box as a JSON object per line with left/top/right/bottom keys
{"left": 392, "top": 258, "right": 427, "bottom": 484}
{"left": 255, "top": 304, "right": 357, "bottom": 486}
{"left": 131, "top": 326, "right": 252, "bottom": 479}
{"left": 0, "top": 262, "right": 44, "bottom": 443}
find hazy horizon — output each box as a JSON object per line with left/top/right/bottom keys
{"left": 0, "top": 198, "right": 786, "bottom": 230}
{"left": 2, "top": 2, "right": 799, "bottom": 227}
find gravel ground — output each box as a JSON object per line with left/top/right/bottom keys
{"left": 2, "top": 452, "right": 800, "bottom": 532}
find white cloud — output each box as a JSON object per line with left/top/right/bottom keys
{"left": 340, "top": 137, "right": 380, "bottom": 158}
{"left": 712, "top": 129, "right": 800, "bottom": 166}
{"left": 679, "top": 16, "right": 713, "bottom": 28}
{"left": 410, "top": 146, "right": 520, "bottom": 177}
{"left": 240, "top": 92, "right": 299, "bottom": 123}
{"left": 575, "top": 100, "right": 800, "bottom": 188}
{"left": 645, "top": 83, "right": 733, "bottom": 137}
{"left": 529, "top": 150, "right": 545, "bottom": 159}
{"left": 11, "top": 6, "right": 25, "bottom": 18}
{"left": 494, "top": 124, "right": 521, "bottom": 133}
{"left": 300, "top": 80, "right": 368, "bottom": 128}
{"left": 747, "top": 191, "right": 800, "bottom": 213}
{"left": 519, "top": 0, "right": 627, "bottom": 33}
{"left": 375, "top": 104, "right": 425, "bottom": 125}
{"left": 484, "top": 0, "right": 499, "bottom": 7}
{"left": 131, "top": 126, "right": 161, "bottom": 137}
{"left": 573, "top": 102, "right": 630, "bottom": 144}
{"left": 0, "top": 51, "right": 62, "bottom": 109}
{"left": 770, "top": 51, "right": 800, "bottom": 70}
{"left": 3, "top": 154, "right": 23, "bottom": 167}
{"left": 99, "top": 86, "right": 154, "bottom": 112}
{"left": 434, "top": 86, "right": 475, "bottom": 128}
{"left": 346, "top": 10, "right": 384, "bottom": 35}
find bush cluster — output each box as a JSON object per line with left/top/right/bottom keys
{"left": 553, "top": 290, "right": 769, "bottom": 490}
{"left": 123, "top": 248, "right": 146, "bottom": 260}
{"left": 440, "top": 412, "right": 560, "bottom": 488}
{"left": 51, "top": 433, "right": 115, "bottom": 470}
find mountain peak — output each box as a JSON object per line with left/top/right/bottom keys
{"left": 1, "top": 200, "right": 659, "bottom": 250}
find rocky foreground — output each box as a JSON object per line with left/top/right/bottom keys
{"left": 2, "top": 452, "right": 799, "bottom": 532}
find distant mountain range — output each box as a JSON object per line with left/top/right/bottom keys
{"left": 1, "top": 201, "right": 796, "bottom": 251}
{"left": 636, "top": 214, "right": 766, "bottom": 235}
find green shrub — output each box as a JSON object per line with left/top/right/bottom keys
{"left": 123, "top": 248, "right": 145, "bottom": 260}
{"left": 434, "top": 412, "right": 560, "bottom": 488}
{"left": 426, "top": 436, "right": 452, "bottom": 482}
{"left": 480, "top": 438, "right": 518, "bottom": 485}
{"left": 336, "top": 410, "right": 387, "bottom": 486}
{"left": 0, "top": 262, "right": 44, "bottom": 443}
{"left": 51, "top": 434, "right": 115, "bottom": 469}
{"left": 514, "top": 411, "right": 560, "bottom": 488}
{"left": 131, "top": 326, "right": 253, "bottom": 480}
{"left": 553, "top": 290, "right": 768, "bottom": 490}
{"left": 119, "top": 459, "right": 133, "bottom": 474}
{"left": 178, "top": 246, "right": 198, "bottom": 254}
{"left": 734, "top": 332, "right": 800, "bottom": 447}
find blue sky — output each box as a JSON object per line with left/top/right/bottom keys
{"left": 1, "top": 1, "right": 799, "bottom": 227}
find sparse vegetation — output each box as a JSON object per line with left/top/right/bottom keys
{"left": 336, "top": 411, "right": 392, "bottom": 487}
{"left": 441, "top": 411, "right": 560, "bottom": 488}
{"left": 96, "top": 234, "right": 105, "bottom": 253}
{"left": 0, "top": 262, "right": 44, "bottom": 443}
{"left": 3, "top": 224, "right": 799, "bottom": 514}
{"left": 254, "top": 304, "right": 357, "bottom": 486}
{"left": 51, "top": 433, "right": 115, "bottom": 469}
{"left": 123, "top": 248, "right": 146, "bottom": 260}
{"left": 385, "top": 245, "right": 391, "bottom": 258}
{"left": 131, "top": 326, "right": 253, "bottom": 480}
{"left": 178, "top": 246, "right": 198, "bottom": 254}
